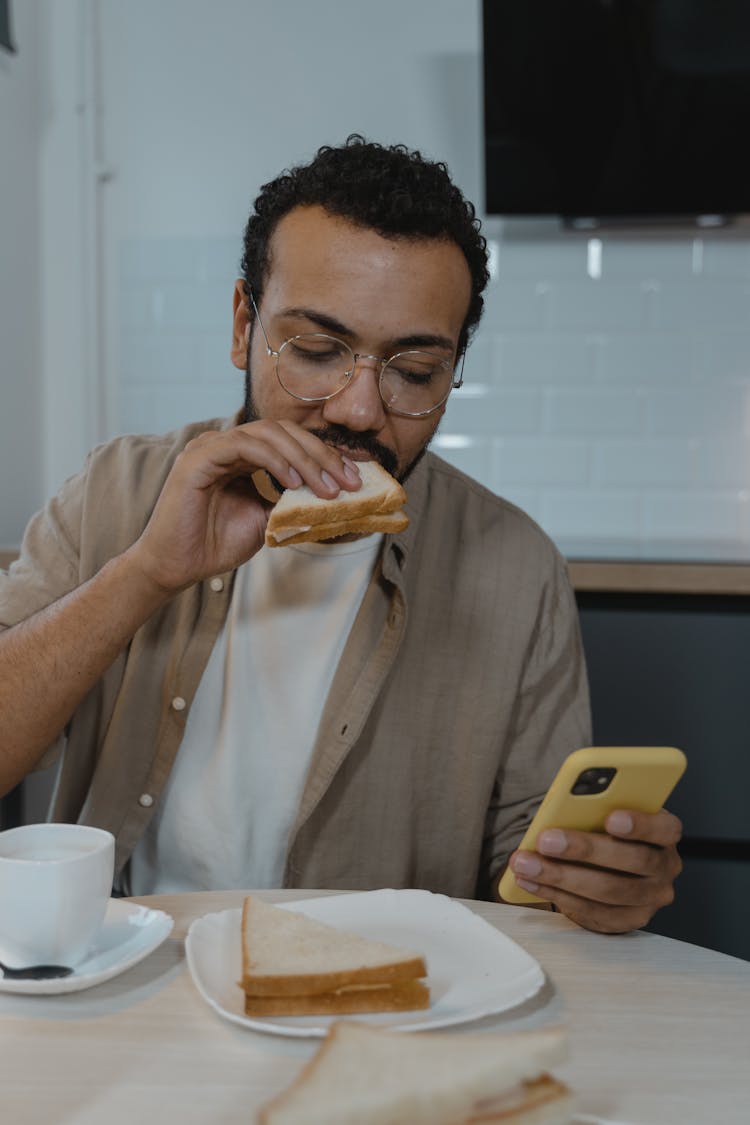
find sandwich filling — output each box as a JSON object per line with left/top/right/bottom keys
{"left": 267, "top": 525, "right": 312, "bottom": 543}
{"left": 467, "top": 1075, "right": 571, "bottom": 1121}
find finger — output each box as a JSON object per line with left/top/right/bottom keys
{"left": 512, "top": 850, "right": 675, "bottom": 908}
{"left": 182, "top": 426, "right": 353, "bottom": 500}
{"left": 245, "top": 420, "right": 364, "bottom": 495}
{"left": 534, "top": 826, "right": 676, "bottom": 879}
{"left": 180, "top": 431, "right": 307, "bottom": 495}
{"left": 517, "top": 880, "right": 656, "bottom": 935}
{"left": 605, "top": 807, "right": 683, "bottom": 848}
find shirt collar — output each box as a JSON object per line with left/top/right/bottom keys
{"left": 382, "top": 452, "right": 432, "bottom": 582}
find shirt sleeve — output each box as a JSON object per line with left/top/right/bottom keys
{"left": 0, "top": 464, "right": 88, "bottom": 630}
{"left": 0, "top": 465, "right": 88, "bottom": 769}
{"left": 476, "top": 554, "right": 593, "bottom": 899}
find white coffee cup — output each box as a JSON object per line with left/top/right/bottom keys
{"left": 0, "top": 823, "right": 115, "bottom": 968}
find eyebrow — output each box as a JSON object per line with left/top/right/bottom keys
{"left": 278, "top": 306, "right": 456, "bottom": 354}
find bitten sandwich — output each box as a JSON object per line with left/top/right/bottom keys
{"left": 257, "top": 1021, "right": 573, "bottom": 1124}
{"left": 240, "top": 896, "right": 429, "bottom": 1016}
{"left": 263, "top": 460, "right": 408, "bottom": 546}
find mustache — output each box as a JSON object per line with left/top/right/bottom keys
{"left": 307, "top": 425, "right": 398, "bottom": 478}
{"left": 241, "top": 372, "right": 399, "bottom": 478}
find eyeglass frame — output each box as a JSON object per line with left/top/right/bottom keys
{"left": 247, "top": 288, "right": 465, "bottom": 419}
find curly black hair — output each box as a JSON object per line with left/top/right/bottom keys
{"left": 240, "top": 135, "right": 489, "bottom": 356}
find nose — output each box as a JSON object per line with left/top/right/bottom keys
{"left": 321, "top": 355, "right": 387, "bottom": 432}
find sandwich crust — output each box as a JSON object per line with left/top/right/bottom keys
{"left": 244, "top": 979, "right": 430, "bottom": 1017}
{"left": 252, "top": 469, "right": 284, "bottom": 504}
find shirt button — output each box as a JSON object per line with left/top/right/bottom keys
{"left": 171, "top": 696, "right": 186, "bottom": 711}
{"left": 138, "top": 793, "right": 154, "bottom": 808}
{"left": 209, "top": 577, "right": 224, "bottom": 592}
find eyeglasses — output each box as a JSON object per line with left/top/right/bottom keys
{"left": 248, "top": 290, "right": 464, "bottom": 418}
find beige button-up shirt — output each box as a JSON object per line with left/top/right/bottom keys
{"left": 0, "top": 419, "right": 591, "bottom": 899}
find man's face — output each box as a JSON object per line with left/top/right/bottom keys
{"left": 230, "top": 204, "right": 472, "bottom": 481}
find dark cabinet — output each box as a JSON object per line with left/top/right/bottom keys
{"left": 577, "top": 591, "right": 750, "bottom": 961}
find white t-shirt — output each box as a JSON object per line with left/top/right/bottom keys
{"left": 127, "top": 535, "right": 382, "bottom": 895}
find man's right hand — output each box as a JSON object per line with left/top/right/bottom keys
{"left": 0, "top": 419, "right": 362, "bottom": 792}
{"left": 126, "top": 420, "right": 362, "bottom": 594}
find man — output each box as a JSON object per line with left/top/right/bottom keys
{"left": 0, "top": 137, "right": 681, "bottom": 932}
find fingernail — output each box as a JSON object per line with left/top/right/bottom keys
{"left": 288, "top": 467, "right": 302, "bottom": 487}
{"left": 512, "top": 853, "right": 542, "bottom": 877}
{"left": 538, "top": 829, "right": 567, "bottom": 855}
{"left": 342, "top": 459, "right": 361, "bottom": 483}
{"left": 608, "top": 811, "right": 633, "bottom": 835}
{"left": 516, "top": 878, "right": 540, "bottom": 893}
{"left": 321, "top": 470, "right": 338, "bottom": 491}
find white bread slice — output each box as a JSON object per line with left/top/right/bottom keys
{"left": 257, "top": 1022, "right": 573, "bottom": 1125}
{"left": 241, "top": 896, "right": 427, "bottom": 997}
{"left": 265, "top": 460, "right": 407, "bottom": 546}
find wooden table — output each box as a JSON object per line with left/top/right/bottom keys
{"left": 1, "top": 889, "right": 748, "bottom": 1124}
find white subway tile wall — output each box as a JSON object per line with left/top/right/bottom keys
{"left": 117, "top": 237, "right": 242, "bottom": 435}
{"left": 116, "top": 229, "right": 750, "bottom": 561}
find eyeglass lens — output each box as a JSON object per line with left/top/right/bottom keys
{"left": 276, "top": 335, "right": 453, "bottom": 415}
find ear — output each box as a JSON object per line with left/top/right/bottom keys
{"left": 230, "top": 279, "right": 251, "bottom": 371}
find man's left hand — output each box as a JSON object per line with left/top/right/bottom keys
{"left": 508, "top": 809, "right": 683, "bottom": 933}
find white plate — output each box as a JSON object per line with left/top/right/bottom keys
{"left": 185, "top": 888, "right": 545, "bottom": 1038}
{"left": 0, "top": 899, "right": 174, "bottom": 995}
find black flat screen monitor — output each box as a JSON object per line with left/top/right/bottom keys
{"left": 483, "top": 0, "right": 750, "bottom": 223}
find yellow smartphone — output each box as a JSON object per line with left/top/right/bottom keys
{"left": 497, "top": 745, "right": 687, "bottom": 905}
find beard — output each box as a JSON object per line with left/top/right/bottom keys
{"left": 242, "top": 360, "right": 437, "bottom": 485}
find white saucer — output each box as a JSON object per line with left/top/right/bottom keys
{"left": 0, "top": 899, "right": 174, "bottom": 995}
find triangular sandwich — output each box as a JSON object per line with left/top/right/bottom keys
{"left": 264, "top": 460, "right": 408, "bottom": 546}
{"left": 257, "top": 1020, "right": 573, "bottom": 1124}
{"left": 240, "top": 896, "right": 429, "bottom": 1017}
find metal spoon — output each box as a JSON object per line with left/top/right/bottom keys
{"left": 0, "top": 959, "right": 73, "bottom": 980}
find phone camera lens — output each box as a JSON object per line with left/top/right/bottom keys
{"left": 571, "top": 767, "right": 616, "bottom": 795}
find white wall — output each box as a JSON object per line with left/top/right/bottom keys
{"left": 95, "top": 0, "right": 481, "bottom": 466}
{"left": 0, "top": 1, "right": 42, "bottom": 546}
{"left": 6, "top": 0, "right": 750, "bottom": 561}
{"left": 450, "top": 219, "right": 750, "bottom": 560}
